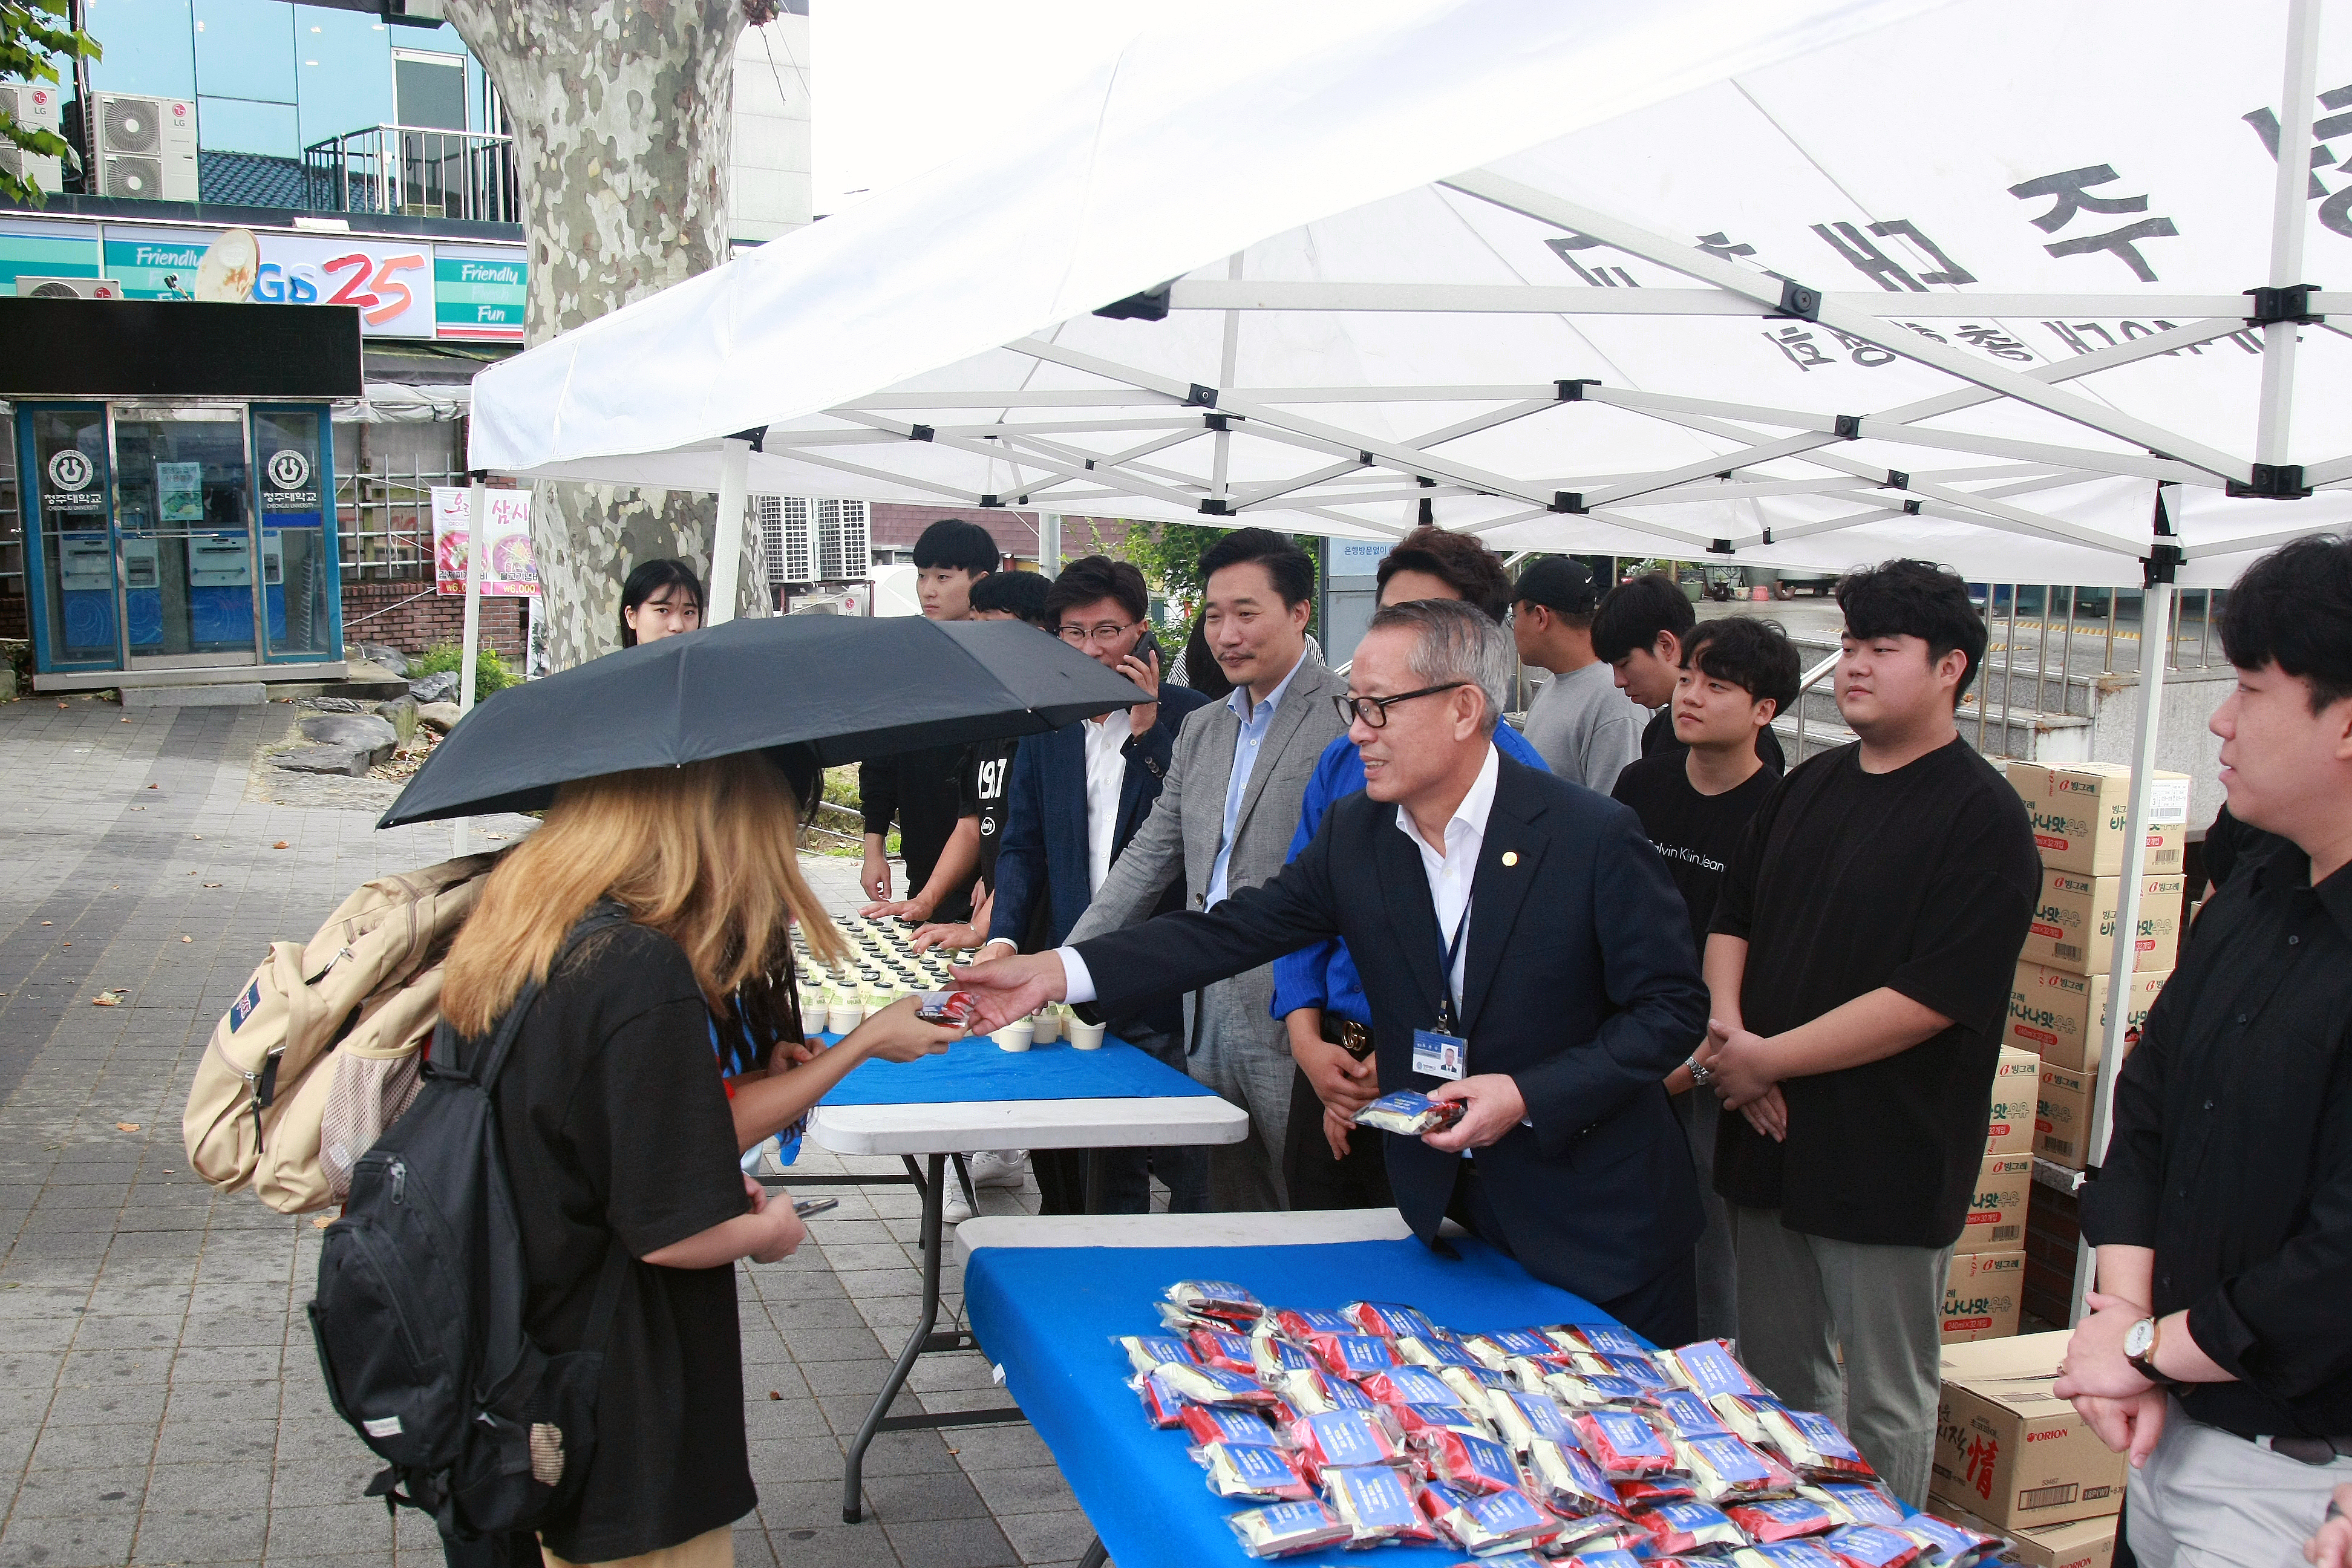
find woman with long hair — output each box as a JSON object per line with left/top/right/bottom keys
{"left": 442, "top": 751, "right": 955, "bottom": 1567}
{"left": 618, "top": 559, "right": 705, "bottom": 648}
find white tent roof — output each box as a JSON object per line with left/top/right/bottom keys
{"left": 471, "top": 0, "right": 2352, "bottom": 587}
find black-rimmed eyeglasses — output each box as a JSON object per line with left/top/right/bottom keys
{"left": 1332, "top": 682, "right": 1467, "bottom": 728}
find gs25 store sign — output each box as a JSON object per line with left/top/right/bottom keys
{"left": 106, "top": 230, "right": 440, "bottom": 338}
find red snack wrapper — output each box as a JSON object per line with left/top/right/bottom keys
{"left": 1307, "top": 1330, "right": 1403, "bottom": 1379}
{"left": 1151, "top": 1362, "right": 1281, "bottom": 1408}
{"left": 1287, "top": 1410, "right": 1403, "bottom": 1477}
{"left": 1630, "top": 1501, "right": 1747, "bottom": 1555}
{"left": 1359, "top": 1365, "right": 1458, "bottom": 1408}
{"left": 1524, "top": 1438, "right": 1623, "bottom": 1520}
{"left": 1180, "top": 1403, "right": 1285, "bottom": 1449}
{"left": 1342, "top": 1301, "right": 1440, "bottom": 1341}
{"left": 1613, "top": 1476, "right": 1697, "bottom": 1508}
{"left": 1163, "top": 1278, "right": 1265, "bottom": 1326}
{"left": 1570, "top": 1408, "right": 1675, "bottom": 1478}
{"left": 1270, "top": 1306, "right": 1354, "bottom": 1339}
{"left": 1417, "top": 1481, "right": 1554, "bottom": 1553}
{"left": 1728, "top": 1497, "right": 1842, "bottom": 1542}
{"left": 1190, "top": 1328, "right": 1256, "bottom": 1374}
{"left": 1412, "top": 1428, "right": 1523, "bottom": 1495}
{"left": 1251, "top": 1333, "right": 1321, "bottom": 1379}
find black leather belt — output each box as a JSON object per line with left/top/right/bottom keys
{"left": 1319, "top": 1015, "right": 1374, "bottom": 1060}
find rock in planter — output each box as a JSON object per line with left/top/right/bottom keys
{"left": 354, "top": 643, "right": 411, "bottom": 676}
{"left": 416, "top": 701, "right": 464, "bottom": 735}
{"left": 374, "top": 695, "right": 419, "bottom": 743}
{"left": 408, "top": 670, "right": 460, "bottom": 704}
{"left": 299, "top": 711, "right": 399, "bottom": 760}
{"left": 274, "top": 743, "right": 372, "bottom": 777}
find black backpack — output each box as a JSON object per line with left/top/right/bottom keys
{"left": 307, "top": 907, "right": 629, "bottom": 1546}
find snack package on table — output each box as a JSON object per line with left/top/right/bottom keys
{"left": 1151, "top": 1362, "right": 1283, "bottom": 1408}
{"left": 1287, "top": 1410, "right": 1406, "bottom": 1477}
{"left": 1628, "top": 1500, "right": 1748, "bottom": 1556}
{"left": 1398, "top": 1333, "right": 1483, "bottom": 1370}
{"left": 1676, "top": 1432, "right": 1802, "bottom": 1503}
{"left": 1543, "top": 1518, "right": 1648, "bottom": 1560}
{"left": 1803, "top": 1484, "right": 1906, "bottom": 1529}
{"left": 1437, "top": 1363, "right": 1514, "bottom": 1417}
{"left": 1355, "top": 1089, "right": 1465, "bottom": 1136}
{"left": 1138, "top": 1369, "right": 1193, "bottom": 1428}
{"left": 1548, "top": 1323, "right": 1651, "bottom": 1359}
{"left": 1165, "top": 1279, "right": 1266, "bottom": 1327}
{"left": 1411, "top": 1428, "right": 1523, "bottom": 1495}
{"left": 1612, "top": 1475, "right": 1698, "bottom": 1509}
{"left": 1755, "top": 1408, "right": 1878, "bottom": 1483}
{"left": 1324, "top": 1465, "right": 1440, "bottom": 1546}
{"left": 1267, "top": 1366, "right": 1345, "bottom": 1414}
{"left": 1190, "top": 1328, "right": 1257, "bottom": 1373}
{"left": 1203, "top": 1440, "right": 1318, "bottom": 1502}
{"left": 1888, "top": 1512, "right": 2004, "bottom": 1567}
{"left": 1821, "top": 1522, "right": 1926, "bottom": 1568}
{"left": 1645, "top": 1388, "right": 1732, "bottom": 1440}
{"left": 1731, "top": 1544, "right": 1849, "bottom": 1568}
{"left": 1710, "top": 1392, "right": 1791, "bottom": 1446}
{"left": 1463, "top": 1328, "right": 1561, "bottom": 1370}
{"left": 1392, "top": 1402, "right": 1492, "bottom": 1440}
{"left": 1569, "top": 1408, "right": 1677, "bottom": 1478}
{"left": 1270, "top": 1307, "right": 1356, "bottom": 1340}
{"left": 1307, "top": 1330, "right": 1403, "bottom": 1379}
{"left": 1417, "top": 1480, "right": 1555, "bottom": 1553}
{"left": 1227, "top": 1500, "right": 1351, "bottom": 1559}
{"left": 1727, "top": 1497, "right": 1842, "bottom": 1542}
{"left": 1541, "top": 1368, "right": 1651, "bottom": 1409}
{"left": 1252, "top": 1334, "right": 1322, "bottom": 1379}
{"left": 1570, "top": 1352, "right": 1670, "bottom": 1392}
{"left": 1117, "top": 1334, "right": 1199, "bottom": 1377}
{"left": 1358, "top": 1364, "right": 1459, "bottom": 1408}
{"left": 1180, "top": 1403, "right": 1287, "bottom": 1449}
{"left": 1657, "top": 1339, "right": 1767, "bottom": 1401}
{"left": 1489, "top": 1388, "right": 1576, "bottom": 1452}
{"left": 1522, "top": 1438, "right": 1623, "bottom": 1520}
{"left": 1343, "top": 1301, "right": 1442, "bottom": 1341}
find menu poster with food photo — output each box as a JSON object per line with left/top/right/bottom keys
{"left": 430, "top": 486, "right": 539, "bottom": 598}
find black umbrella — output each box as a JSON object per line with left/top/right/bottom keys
{"left": 376, "top": 615, "right": 1148, "bottom": 828}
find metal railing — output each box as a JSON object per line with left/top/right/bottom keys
{"left": 304, "top": 124, "right": 520, "bottom": 224}
{"left": 337, "top": 460, "right": 465, "bottom": 578}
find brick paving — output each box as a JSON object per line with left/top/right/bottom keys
{"left": 0, "top": 698, "right": 1092, "bottom": 1568}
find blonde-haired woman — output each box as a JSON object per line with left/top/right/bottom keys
{"left": 442, "top": 751, "right": 955, "bottom": 1568}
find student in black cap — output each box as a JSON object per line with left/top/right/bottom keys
{"left": 1512, "top": 557, "right": 1643, "bottom": 792}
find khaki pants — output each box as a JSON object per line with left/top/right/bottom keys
{"left": 543, "top": 1525, "right": 733, "bottom": 1568}
{"left": 1728, "top": 1205, "right": 1950, "bottom": 1508}
{"left": 2126, "top": 1397, "right": 2352, "bottom": 1567}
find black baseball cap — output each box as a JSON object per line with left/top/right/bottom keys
{"left": 1513, "top": 557, "right": 1599, "bottom": 614}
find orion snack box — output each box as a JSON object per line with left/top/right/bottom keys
{"left": 1941, "top": 1249, "right": 2025, "bottom": 1344}
{"left": 1986, "top": 1047, "right": 2040, "bottom": 1155}
{"left": 1956, "top": 1153, "right": 2034, "bottom": 1256}
{"left": 2005, "top": 962, "right": 2167, "bottom": 1073}
{"left": 2019, "top": 869, "right": 2184, "bottom": 976}
{"left": 1931, "top": 1332, "right": 2126, "bottom": 1529}
{"left": 2006, "top": 762, "right": 2188, "bottom": 877}
{"left": 2034, "top": 1063, "right": 2096, "bottom": 1171}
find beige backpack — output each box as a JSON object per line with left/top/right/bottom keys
{"left": 183, "top": 853, "right": 500, "bottom": 1213}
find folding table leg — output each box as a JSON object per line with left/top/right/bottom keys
{"left": 843, "top": 1151, "right": 947, "bottom": 1522}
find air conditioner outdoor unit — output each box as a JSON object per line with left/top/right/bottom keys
{"left": 758, "top": 495, "right": 814, "bottom": 585}
{"left": 815, "top": 498, "right": 871, "bottom": 582}
{"left": 0, "top": 82, "right": 64, "bottom": 194}
{"left": 15, "top": 276, "right": 125, "bottom": 299}
{"left": 91, "top": 92, "right": 197, "bottom": 201}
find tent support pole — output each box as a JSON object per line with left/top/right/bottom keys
{"left": 453, "top": 472, "right": 487, "bottom": 860}
{"left": 2068, "top": 489, "right": 2181, "bottom": 1327}
{"left": 2257, "top": 0, "right": 2321, "bottom": 467}
{"left": 709, "top": 436, "right": 751, "bottom": 626}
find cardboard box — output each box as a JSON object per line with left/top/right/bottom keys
{"left": 1931, "top": 1331, "right": 2127, "bottom": 1529}
{"left": 1941, "top": 1247, "right": 2025, "bottom": 1341}
{"left": 2019, "top": 868, "right": 2184, "bottom": 976}
{"left": 1941, "top": 1507, "right": 2117, "bottom": 1568}
{"left": 1988, "top": 1046, "right": 2041, "bottom": 1155}
{"left": 2036, "top": 1062, "right": 2098, "bottom": 1170}
{"left": 2008, "top": 762, "right": 2190, "bottom": 877}
{"left": 1958, "top": 1154, "right": 2034, "bottom": 1255}
{"left": 2005, "top": 962, "right": 2170, "bottom": 1072}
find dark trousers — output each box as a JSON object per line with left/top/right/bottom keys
{"left": 1444, "top": 1158, "right": 1697, "bottom": 1348}
{"left": 1281, "top": 1062, "right": 1394, "bottom": 1210}
{"left": 1031, "top": 1149, "right": 1089, "bottom": 1216}
{"left": 1084, "top": 1027, "right": 1210, "bottom": 1214}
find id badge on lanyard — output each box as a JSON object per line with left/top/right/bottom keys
{"left": 1412, "top": 900, "right": 1471, "bottom": 1082}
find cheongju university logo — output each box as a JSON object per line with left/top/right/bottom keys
{"left": 47, "top": 449, "right": 94, "bottom": 492}
{"left": 267, "top": 449, "right": 311, "bottom": 491}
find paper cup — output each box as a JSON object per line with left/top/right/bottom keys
{"left": 993, "top": 1020, "right": 1035, "bottom": 1052}
{"left": 1068, "top": 1019, "right": 1106, "bottom": 1051}
{"left": 1031, "top": 1009, "right": 1062, "bottom": 1044}
{"left": 828, "top": 1003, "right": 863, "bottom": 1035}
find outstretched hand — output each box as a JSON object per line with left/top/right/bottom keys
{"left": 949, "top": 950, "right": 1071, "bottom": 1032}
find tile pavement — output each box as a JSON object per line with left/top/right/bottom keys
{"left": 0, "top": 699, "right": 1105, "bottom": 1568}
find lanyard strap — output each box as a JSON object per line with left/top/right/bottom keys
{"left": 1437, "top": 898, "right": 1473, "bottom": 1033}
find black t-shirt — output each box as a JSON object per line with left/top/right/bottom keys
{"left": 1709, "top": 738, "right": 2040, "bottom": 1248}
{"left": 961, "top": 737, "right": 1019, "bottom": 893}
{"left": 1643, "top": 705, "right": 1787, "bottom": 773}
{"left": 1611, "top": 752, "right": 1781, "bottom": 962}
{"left": 861, "top": 745, "right": 972, "bottom": 922}
{"left": 486, "top": 923, "right": 757, "bottom": 1561}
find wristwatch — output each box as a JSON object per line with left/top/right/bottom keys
{"left": 2123, "top": 1316, "right": 2178, "bottom": 1390}
{"left": 1685, "top": 1055, "right": 1715, "bottom": 1088}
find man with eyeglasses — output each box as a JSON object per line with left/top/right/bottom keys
{"left": 965, "top": 555, "right": 1213, "bottom": 1214}
{"left": 954, "top": 600, "right": 1709, "bottom": 1341}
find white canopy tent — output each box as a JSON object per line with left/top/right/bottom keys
{"left": 471, "top": 0, "right": 2352, "bottom": 1295}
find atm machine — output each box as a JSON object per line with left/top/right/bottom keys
{"left": 186, "top": 531, "right": 254, "bottom": 648}
{"left": 260, "top": 531, "right": 287, "bottom": 642}
{"left": 121, "top": 535, "right": 164, "bottom": 650}
{"left": 57, "top": 531, "right": 117, "bottom": 658}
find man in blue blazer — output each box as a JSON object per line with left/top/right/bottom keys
{"left": 978, "top": 555, "right": 1212, "bottom": 1212}
{"left": 957, "top": 600, "right": 1708, "bottom": 1342}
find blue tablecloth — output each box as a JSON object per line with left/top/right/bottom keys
{"left": 963, "top": 1236, "right": 1618, "bottom": 1568}
{"left": 817, "top": 1030, "right": 1219, "bottom": 1106}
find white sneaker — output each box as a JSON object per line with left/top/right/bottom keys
{"left": 941, "top": 1180, "right": 975, "bottom": 1224}
{"left": 965, "top": 1149, "right": 1030, "bottom": 1190}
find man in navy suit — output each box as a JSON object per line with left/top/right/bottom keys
{"left": 970, "top": 555, "right": 1211, "bottom": 1213}
{"left": 957, "top": 599, "right": 1708, "bottom": 1342}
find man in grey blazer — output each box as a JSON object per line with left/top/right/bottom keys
{"left": 1068, "top": 529, "right": 1350, "bottom": 1209}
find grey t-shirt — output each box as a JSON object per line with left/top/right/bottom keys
{"left": 1521, "top": 660, "right": 1642, "bottom": 792}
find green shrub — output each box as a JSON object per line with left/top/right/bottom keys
{"left": 410, "top": 642, "right": 518, "bottom": 706}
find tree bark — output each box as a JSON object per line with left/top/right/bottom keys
{"left": 440, "top": 0, "right": 765, "bottom": 668}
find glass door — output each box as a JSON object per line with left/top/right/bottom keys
{"left": 24, "top": 403, "right": 118, "bottom": 671}
{"left": 253, "top": 407, "right": 338, "bottom": 662}
{"left": 111, "top": 405, "right": 258, "bottom": 666}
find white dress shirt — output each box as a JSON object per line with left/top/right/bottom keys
{"left": 1204, "top": 653, "right": 1307, "bottom": 907}
{"left": 1062, "top": 742, "right": 1501, "bottom": 1008}
{"left": 1081, "top": 707, "right": 1132, "bottom": 897}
